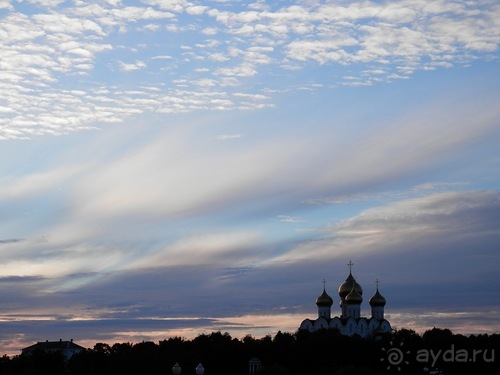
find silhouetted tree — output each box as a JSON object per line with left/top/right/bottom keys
{"left": 3, "top": 328, "right": 499, "bottom": 375}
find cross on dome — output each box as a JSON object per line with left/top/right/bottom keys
{"left": 347, "top": 260, "right": 354, "bottom": 272}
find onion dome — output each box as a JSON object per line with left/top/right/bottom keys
{"left": 369, "top": 287, "right": 386, "bottom": 307}
{"left": 345, "top": 284, "right": 363, "bottom": 304}
{"left": 338, "top": 272, "right": 363, "bottom": 298}
{"left": 316, "top": 288, "right": 333, "bottom": 307}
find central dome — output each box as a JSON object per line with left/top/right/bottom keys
{"left": 338, "top": 272, "right": 363, "bottom": 298}
{"left": 345, "top": 284, "right": 363, "bottom": 304}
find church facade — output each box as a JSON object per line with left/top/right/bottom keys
{"left": 299, "top": 262, "right": 392, "bottom": 337}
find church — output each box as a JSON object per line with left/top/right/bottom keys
{"left": 299, "top": 261, "right": 392, "bottom": 337}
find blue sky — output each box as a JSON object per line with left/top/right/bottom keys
{"left": 1, "top": 0, "right": 499, "bottom": 355}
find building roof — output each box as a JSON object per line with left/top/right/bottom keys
{"left": 22, "top": 340, "right": 86, "bottom": 352}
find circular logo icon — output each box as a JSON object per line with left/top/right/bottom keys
{"left": 381, "top": 341, "right": 410, "bottom": 371}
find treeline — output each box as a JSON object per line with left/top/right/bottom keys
{"left": 0, "top": 328, "right": 498, "bottom": 375}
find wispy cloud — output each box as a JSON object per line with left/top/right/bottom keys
{"left": 0, "top": 239, "right": 23, "bottom": 245}
{"left": 277, "top": 215, "right": 305, "bottom": 223}
{"left": 277, "top": 190, "right": 500, "bottom": 266}
{"left": 216, "top": 134, "right": 242, "bottom": 141}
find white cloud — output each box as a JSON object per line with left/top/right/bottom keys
{"left": 286, "top": 39, "right": 355, "bottom": 64}
{"left": 32, "top": 13, "right": 105, "bottom": 36}
{"left": 130, "top": 231, "right": 263, "bottom": 270}
{"left": 215, "top": 62, "right": 257, "bottom": 77}
{"left": 278, "top": 215, "right": 305, "bottom": 223}
{"left": 335, "top": 190, "right": 500, "bottom": 237}
{"left": 0, "top": 165, "right": 82, "bottom": 200}
{"left": 216, "top": 134, "right": 242, "bottom": 141}
{"left": 64, "top": 126, "right": 294, "bottom": 222}
{"left": 142, "top": 0, "right": 189, "bottom": 13}
{"left": 140, "top": 23, "right": 162, "bottom": 32}
{"left": 201, "top": 27, "right": 218, "bottom": 35}
{"left": 232, "top": 92, "right": 270, "bottom": 100}
{"left": 23, "top": 0, "right": 67, "bottom": 8}
{"left": 192, "top": 78, "right": 217, "bottom": 87}
{"left": 151, "top": 54, "right": 173, "bottom": 60}
{"left": 112, "top": 6, "right": 175, "bottom": 21}
{"left": 118, "top": 60, "right": 147, "bottom": 71}
{"left": 208, "top": 52, "right": 229, "bottom": 62}
{"left": 186, "top": 5, "right": 207, "bottom": 15}
{"left": 0, "top": 0, "right": 497, "bottom": 139}
{"left": 0, "top": 0, "right": 12, "bottom": 10}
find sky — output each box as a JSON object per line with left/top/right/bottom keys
{"left": 0, "top": 0, "right": 499, "bottom": 356}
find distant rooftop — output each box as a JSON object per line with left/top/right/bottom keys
{"left": 21, "top": 339, "right": 86, "bottom": 360}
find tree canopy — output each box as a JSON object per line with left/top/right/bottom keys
{"left": 0, "top": 328, "right": 498, "bottom": 375}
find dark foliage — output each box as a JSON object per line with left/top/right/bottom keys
{"left": 0, "top": 329, "right": 498, "bottom": 375}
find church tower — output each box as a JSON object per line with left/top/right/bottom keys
{"left": 369, "top": 279, "right": 386, "bottom": 320}
{"left": 344, "top": 283, "right": 362, "bottom": 319}
{"left": 316, "top": 280, "right": 333, "bottom": 319}
{"left": 338, "top": 260, "right": 363, "bottom": 318}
